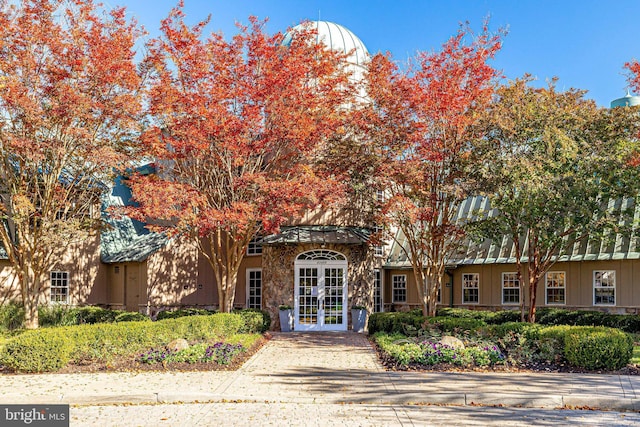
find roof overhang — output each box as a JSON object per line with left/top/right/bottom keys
{"left": 262, "top": 226, "right": 370, "bottom": 246}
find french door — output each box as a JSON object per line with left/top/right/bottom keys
{"left": 294, "top": 261, "right": 348, "bottom": 331}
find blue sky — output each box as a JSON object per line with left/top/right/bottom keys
{"left": 111, "top": 0, "right": 640, "bottom": 108}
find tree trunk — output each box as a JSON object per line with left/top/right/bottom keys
{"left": 528, "top": 261, "right": 539, "bottom": 323}
{"left": 412, "top": 266, "right": 429, "bottom": 317}
{"left": 220, "top": 268, "right": 239, "bottom": 313}
{"left": 20, "top": 269, "right": 40, "bottom": 329}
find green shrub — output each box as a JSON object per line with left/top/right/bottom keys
{"left": 38, "top": 305, "right": 147, "bottom": 327}
{"left": 234, "top": 309, "right": 271, "bottom": 333}
{"left": 374, "top": 333, "right": 505, "bottom": 368}
{"left": 489, "top": 322, "right": 541, "bottom": 340}
{"left": 368, "top": 312, "right": 425, "bottom": 335}
{"left": 114, "top": 312, "right": 149, "bottom": 322}
{"left": 489, "top": 310, "right": 522, "bottom": 324}
{"left": 535, "top": 308, "right": 640, "bottom": 333}
{"left": 436, "top": 308, "right": 495, "bottom": 323}
{"left": 564, "top": 327, "right": 633, "bottom": 371}
{"left": 0, "top": 303, "right": 24, "bottom": 332}
{"left": 614, "top": 315, "right": 640, "bottom": 333}
{"left": 0, "top": 312, "right": 251, "bottom": 371}
{"left": 156, "top": 308, "right": 215, "bottom": 320}
{"left": 426, "top": 316, "right": 486, "bottom": 333}
{"left": 0, "top": 329, "right": 73, "bottom": 373}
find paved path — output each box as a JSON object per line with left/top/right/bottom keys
{"left": 1, "top": 332, "right": 640, "bottom": 413}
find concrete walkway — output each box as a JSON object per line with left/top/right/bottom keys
{"left": 1, "top": 332, "right": 639, "bottom": 412}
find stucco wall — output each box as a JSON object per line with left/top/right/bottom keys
{"left": 0, "top": 235, "right": 103, "bottom": 307}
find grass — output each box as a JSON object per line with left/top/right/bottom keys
{"left": 632, "top": 346, "right": 640, "bottom": 365}
{"left": 631, "top": 334, "right": 640, "bottom": 365}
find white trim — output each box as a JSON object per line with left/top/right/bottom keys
{"left": 374, "top": 268, "right": 384, "bottom": 312}
{"left": 392, "top": 274, "right": 407, "bottom": 303}
{"left": 296, "top": 249, "right": 346, "bottom": 261}
{"left": 501, "top": 272, "right": 520, "bottom": 306}
{"left": 593, "top": 270, "right": 616, "bottom": 306}
{"left": 246, "top": 238, "right": 262, "bottom": 256}
{"left": 545, "top": 271, "right": 566, "bottom": 306}
{"left": 462, "top": 273, "right": 479, "bottom": 305}
{"left": 294, "top": 251, "right": 348, "bottom": 331}
{"left": 50, "top": 271, "right": 69, "bottom": 304}
{"left": 245, "top": 268, "right": 262, "bottom": 309}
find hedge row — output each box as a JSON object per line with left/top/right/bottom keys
{"left": 0, "top": 312, "right": 266, "bottom": 373}
{"left": 436, "top": 307, "right": 640, "bottom": 333}
{"left": 0, "top": 304, "right": 148, "bottom": 332}
{"left": 1, "top": 304, "right": 272, "bottom": 333}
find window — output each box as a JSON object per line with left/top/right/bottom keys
{"left": 462, "top": 273, "right": 479, "bottom": 304}
{"left": 373, "top": 225, "right": 384, "bottom": 257}
{"left": 392, "top": 275, "right": 407, "bottom": 303}
{"left": 546, "top": 271, "right": 566, "bottom": 305}
{"left": 376, "top": 189, "right": 385, "bottom": 203}
{"left": 247, "top": 237, "right": 262, "bottom": 256}
{"left": 374, "top": 269, "right": 383, "bottom": 312}
{"left": 50, "top": 271, "right": 69, "bottom": 304}
{"left": 437, "top": 283, "right": 442, "bottom": 304}
{"left": 502, "top": 272, "right": 520, "bottom": 305}
{"left": 246, "top": 268, "right": 262, "bottom": 309}
{"left": 594, "top": 270, "right": 615, "bottom": 306}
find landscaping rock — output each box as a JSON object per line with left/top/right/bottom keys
{"left": 166, "top": 339, "right": 189, "bottom": 352}
{"left": 439, "top": 336, "right": 465, "bottom": 350}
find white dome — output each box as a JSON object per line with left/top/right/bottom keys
{"left": 282, "top": 21, "right": 369, "bottom": 67}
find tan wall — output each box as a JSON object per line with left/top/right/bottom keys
{"left": 0, "top": 260, "right": 19, "bottom": 304}
{"left": 387, "top": 259, "right": 640, "bottom": 313}
{"left": 0, "top": 235, "right": 104, "bottom": 307}
{"left": 237, "top": 254, "right": 262, "bottom": 308}
{"left": 145, "top": 238, "right": 200, "bottom": 314}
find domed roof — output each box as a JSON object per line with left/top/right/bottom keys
{"left": 611, "top": 91, "right": 640, "bottom": 108}
{"left": 282, "top": 21, "right": 369, "bottom": 66}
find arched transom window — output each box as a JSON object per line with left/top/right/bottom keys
{"left": 296, "top": 250, "right": 346, "bottom": 261}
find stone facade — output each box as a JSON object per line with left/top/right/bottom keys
{"left": 262, "top": 242, "right": 375, "bottom": 330}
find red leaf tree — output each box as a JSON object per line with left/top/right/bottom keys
{"left": 0, "top": 0, "right": 143, "bottom": 328}
{"left": 362, "top": 23, "right": 503, "bottom": 316}
{"left": 127, "top": 9, "right": 353, "bottom": 312}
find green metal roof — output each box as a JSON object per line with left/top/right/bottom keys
{"left": 100, "top": 174, "right": 169, "bottom": 263}
{"left": 262, "top": 225, "right": 371, "bottom": 246}
{"left": 385, "top": 195, "right": 640, "bottom": 268}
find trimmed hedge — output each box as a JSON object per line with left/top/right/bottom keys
{"left": 1, "top": 329, "right": 74, "bottom": 373}
{"left": 536, "top": 308, "right": 640, "bottom": 333}
{"left": 0, "top": 312, "right": 256, "bottom": 373}
{"left": 426, "top": 316, "right": 486, "bottom": 332}
{"left": 1, "top": 304, "right": 151, "bottom": 331}
{"left": 234, "top": 309, "right": 271, "bottom": 333}
{"left": 436, "top": 308, "right": 521, "bottom": 325}
{"left": 156, "top": 308, "right": 215, "bottom": 320}
{"left": 563, "top": 327, "right": 634, "bottom": 371}
{"left": 368, "top": 312, "right": 425, "bottom": 335}
{"left": 436, "top": 307, "right": 640, "bottom": 333}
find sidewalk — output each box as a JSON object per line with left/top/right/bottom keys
{"left": 1, "top": 332, "right": 639, "bottom": 412}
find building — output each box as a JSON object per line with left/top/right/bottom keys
{"left": 1, "top": 21, "right": 639, "bottom": 330}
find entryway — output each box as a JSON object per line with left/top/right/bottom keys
{"left": 294, "top": 250, "right": 348, "bottom": 331}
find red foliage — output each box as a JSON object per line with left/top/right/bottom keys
{"left": 361, "top": 22, "right": 503, "bottom": 315}
{"left": 128, "top": 8, "right": 352, "bottom": 241}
